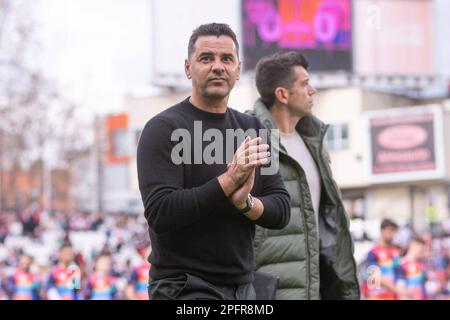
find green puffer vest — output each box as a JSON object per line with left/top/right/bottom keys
{"left": 251, "top": 99, "right": 360, "bottom": 300}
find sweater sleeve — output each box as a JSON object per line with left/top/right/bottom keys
{"left": 254, "top": 167, "right": 291, "bottom": 230}
{"left": 137, "top": 116, "right": 229, "bottom": 234}
{"left": 252, "top": 118, "right": 291, "bottom": 229}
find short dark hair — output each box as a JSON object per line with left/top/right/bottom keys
{"left": 188, "top": 23, "right": 239, "bottom": 59}
{"left": 380, "top": 218, "right": 399, "bottom": 231}
{"left": 59, "top": 241, "right": 73, "bottom": 251}
{"left": 96, "top": 250, "right": 111, "bottom": 260}
{"left": 255, "top": 51, "right": 309, "bottom": 107}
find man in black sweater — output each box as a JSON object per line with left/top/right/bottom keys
{"left": 137, "top": 23, "right": 290, "bottom": 300}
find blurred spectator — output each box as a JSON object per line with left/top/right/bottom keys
{"left": 426, "top": 236, "right": 450, "bottom": 299}
{"left": 4, "top": 253, "right": 40, "bottom": 300}
{"left": 90, "top": 212, "right": 104, "bottom": 231}
{"left": 84, "top": 251, "right": 117, "bottom": 300}
{"left": 46, "top": 243, "right": 80, "bottom": 300}
{"left": 19, "top": 206, "right": 41, "bottom": 239}
{"left": 397, "top": 236, "right": 428, "bottom": 300}
{"left": 362, "top": 218, "right": 403, "bottom": 300}
{"left": 125, "top": 244, "right": 151, "bottom": 300}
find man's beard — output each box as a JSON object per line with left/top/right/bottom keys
{"left": 203, "top": 85, "right": 232, "bottom": 100}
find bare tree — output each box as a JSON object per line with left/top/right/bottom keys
{"left": 0, "top": 0, "right": 91, "bottom": 211}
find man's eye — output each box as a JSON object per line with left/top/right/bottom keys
{"left": 200, "top": 56, "right": 211, "bottom": 61}
{"left": 223, "top": 56, "right": 233, "bottom": 62}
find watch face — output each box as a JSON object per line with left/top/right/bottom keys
{"left": 247, "top": 194, "right": 254, "bottom": 208}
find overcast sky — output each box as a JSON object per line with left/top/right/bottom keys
{"left": 33, "top": 0, "right": 153, "bottom": 115}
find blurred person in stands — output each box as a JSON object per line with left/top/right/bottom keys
{"left": 4, "top": 253, "right": 40, "bottom": 300}
{"left": 85, "top": 251, "right": 117, "bottom": 300}
{"left": 363, "top": 219, "right": 404, "bottom": 300}
{"left": 397, "top": 236, "right": 428, "bottom": 300}
{"left": 19, "top": 206, "right": 41, "bottom": 238}
{"left": 125, "top": 244, "right": 152, "bottom": 300}
{"left": 90, "top": 212, "right": 104, "bottom": 231}
{"left": 46, "top": 243, "right": 80, "bottom": 300}
{"left": 427, "top": 235, "right": 450, "bottom": 299}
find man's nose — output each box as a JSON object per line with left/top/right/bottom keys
{"left": 211, "top": 58, "right": 225, "bottom": 73}
{"left": 308, "top": 84, "right": 317, "bottom": 95}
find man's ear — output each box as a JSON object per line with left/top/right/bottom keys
{"left": 185, "top": 59, "right": 191, "bottom": 79}
{"left": 274, "top": 87, "right": 288, "bottom": 104}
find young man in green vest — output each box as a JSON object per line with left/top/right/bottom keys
{"left": 251, "top": 51, "right": 360, "bottom": 299}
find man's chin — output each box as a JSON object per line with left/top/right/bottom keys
{"left": 204, "top": 88, "right": 231, "bottom": 100}
{"left": 300, "top": 109, "right": 313, "bottom": 117}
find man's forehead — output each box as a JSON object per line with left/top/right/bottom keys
{"left": 193, "top": 35, "right": 237, "bottom": 55}
{"left": 294, "top": 65, "right": 309, "bottom": 80}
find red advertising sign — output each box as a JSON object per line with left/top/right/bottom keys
{"left": 366, "top": 105, "right": 444, "bottom": 183}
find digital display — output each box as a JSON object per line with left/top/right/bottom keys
{"left": 242, "top": 0, "right": 352, "bottom": 71}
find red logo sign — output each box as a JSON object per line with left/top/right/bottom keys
{"left": 377, "top": 125, "right": 428, "bottom": 150}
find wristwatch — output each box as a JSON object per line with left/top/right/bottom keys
{"left": 237, "top": 193, "right": 254, "bottom": 214}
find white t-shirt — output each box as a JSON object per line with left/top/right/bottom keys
{"left": 280, "top": 130, "right": 322, "bottom": 234}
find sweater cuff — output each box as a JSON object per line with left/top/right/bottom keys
{"left": 254, "top": 196, "right": 279, "bottom": 228}
{"left": 197, "top": 177, "right": 229, "bottom": 210}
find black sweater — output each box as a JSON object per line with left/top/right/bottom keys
{"left": 137, "top": 98, "right": 290, "bottom": 286}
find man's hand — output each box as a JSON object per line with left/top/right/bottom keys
{"left": 228, "top": 136, "right": 269, "bottom": 184}
{"left": 231, "top": 168, "right": 255, "bottom": 209}
{"left": 230, "top": 168, "right": 265, "bottom": 221}
{"left": 218, "top": 136, "right": 270, "bottom": 197}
